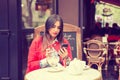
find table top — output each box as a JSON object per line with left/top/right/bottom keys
{"left": 25, "top": 67, "right": 102, "bottom": 80}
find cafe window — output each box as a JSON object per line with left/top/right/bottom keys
{"left": 21, "top": 0, "right": 56, "bottom": 28}
{"left": 95, "top": 1, "right": 120, "bottom": 27}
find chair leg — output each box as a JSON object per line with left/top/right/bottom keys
{"left": 97, "top": 66, "right": 103, "bottom": 80}
{"left": 98, "top": 62, "right": 104, "bottom": 72}
{"left": 98, "top": 63, "right": 104, "bottom": 80}
{"left": 105, "top": 52, "right": 109, "bottom": 70}
{"left": 98, "top": 66, "right": 102, "bottom": 73}
{"left": 87, "top": 61, "right": 92, "bottom": 67}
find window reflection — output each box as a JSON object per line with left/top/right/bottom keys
{"left": 95, "top": 1, "right": 120, "bottom": 27}
{"left": 21, "top": 0, "right": 55, "bottom": 28}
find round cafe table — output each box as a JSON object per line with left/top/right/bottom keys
{"left": 25, "top": 67, "right": 102, "bottom": 80}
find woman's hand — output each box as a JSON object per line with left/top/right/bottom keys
{"left": 58, "top": 47, "right": 68, "bottom": 59}
{"left": 46, "top": 48, "right": 53, "bottom": 57}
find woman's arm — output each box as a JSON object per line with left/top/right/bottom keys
{"left": 26, "top": 37, "right": 47, "bottom": 73}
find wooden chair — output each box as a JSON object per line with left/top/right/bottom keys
{"left": 83, "top": 39, "right": 107, "bottom": 73}
{"left": 34, "top": 23, "right": 82, "bottom": 59}
{"left": 113, "top": 41, "right": 120, "bottom": 80}
{"left": 91, "top": 35, "right": 109, "bottom": 70}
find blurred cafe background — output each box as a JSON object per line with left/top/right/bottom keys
{"left": 0, "top": 0, "right": 120, "bottom": 80}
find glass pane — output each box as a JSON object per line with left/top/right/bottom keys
{"left": 21, "top": 0, "right": 55, "bottom": 28}
{"left": 95, "top": 1, "right": 120, "bottom": 27}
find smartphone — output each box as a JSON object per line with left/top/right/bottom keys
{"left": 61, "top": 43, "right": 68, "bottom": 48}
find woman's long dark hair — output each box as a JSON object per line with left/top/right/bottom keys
{"left": 42, "top": 14, "right": 64, "bottom": 51}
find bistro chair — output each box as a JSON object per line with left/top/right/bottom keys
{"left": 83, "top": 39, "right": 107, "bottom": 73}
{"left": 113, "top": 41, "right": 120, "bottom": 80}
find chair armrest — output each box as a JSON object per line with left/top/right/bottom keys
{"left": 86, "top": 48, "right": 104, "bottom": 51}
{"left": 83, "top": 48, "right": 87, "bottom": 55}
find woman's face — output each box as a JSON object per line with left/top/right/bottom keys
{"left": 48, "top": 21, "right": 61, "bottom": 39}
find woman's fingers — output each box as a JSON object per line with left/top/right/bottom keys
{"left": 58, "top": 48, "right": 68, "bottom": 59}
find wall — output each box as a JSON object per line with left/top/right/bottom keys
{"left": 58, "top": 0, "right": 79, "bottom": 26}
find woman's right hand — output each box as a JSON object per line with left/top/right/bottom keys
{"left": 58, "top": 47, "right": 68, "bottom": 60}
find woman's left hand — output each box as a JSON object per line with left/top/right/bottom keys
{"left": 58, "top": 47, "right": 68, "bottom": 59}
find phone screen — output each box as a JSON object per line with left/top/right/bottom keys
{"left": 62, "top": 43, "right": 68, "bottom": 48}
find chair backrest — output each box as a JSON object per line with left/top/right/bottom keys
{"left": 85, "top": 39, "right": 105, "bottom": 58}
{"left": 34, "top": 23, "right": 82, "bottom": 59}
{"left": 91, "top": 34, "right": 102, "bottom": 41}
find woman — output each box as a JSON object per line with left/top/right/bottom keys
{"left": 26, "top": 14, "right": 72, "bottom": 73}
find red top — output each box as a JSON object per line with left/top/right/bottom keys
{"left": 26, "top": 36, "right": 72, "bottom": 73}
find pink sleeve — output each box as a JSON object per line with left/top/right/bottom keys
{"left": 26, "top": 37, "right": 42, "bottom": 74}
